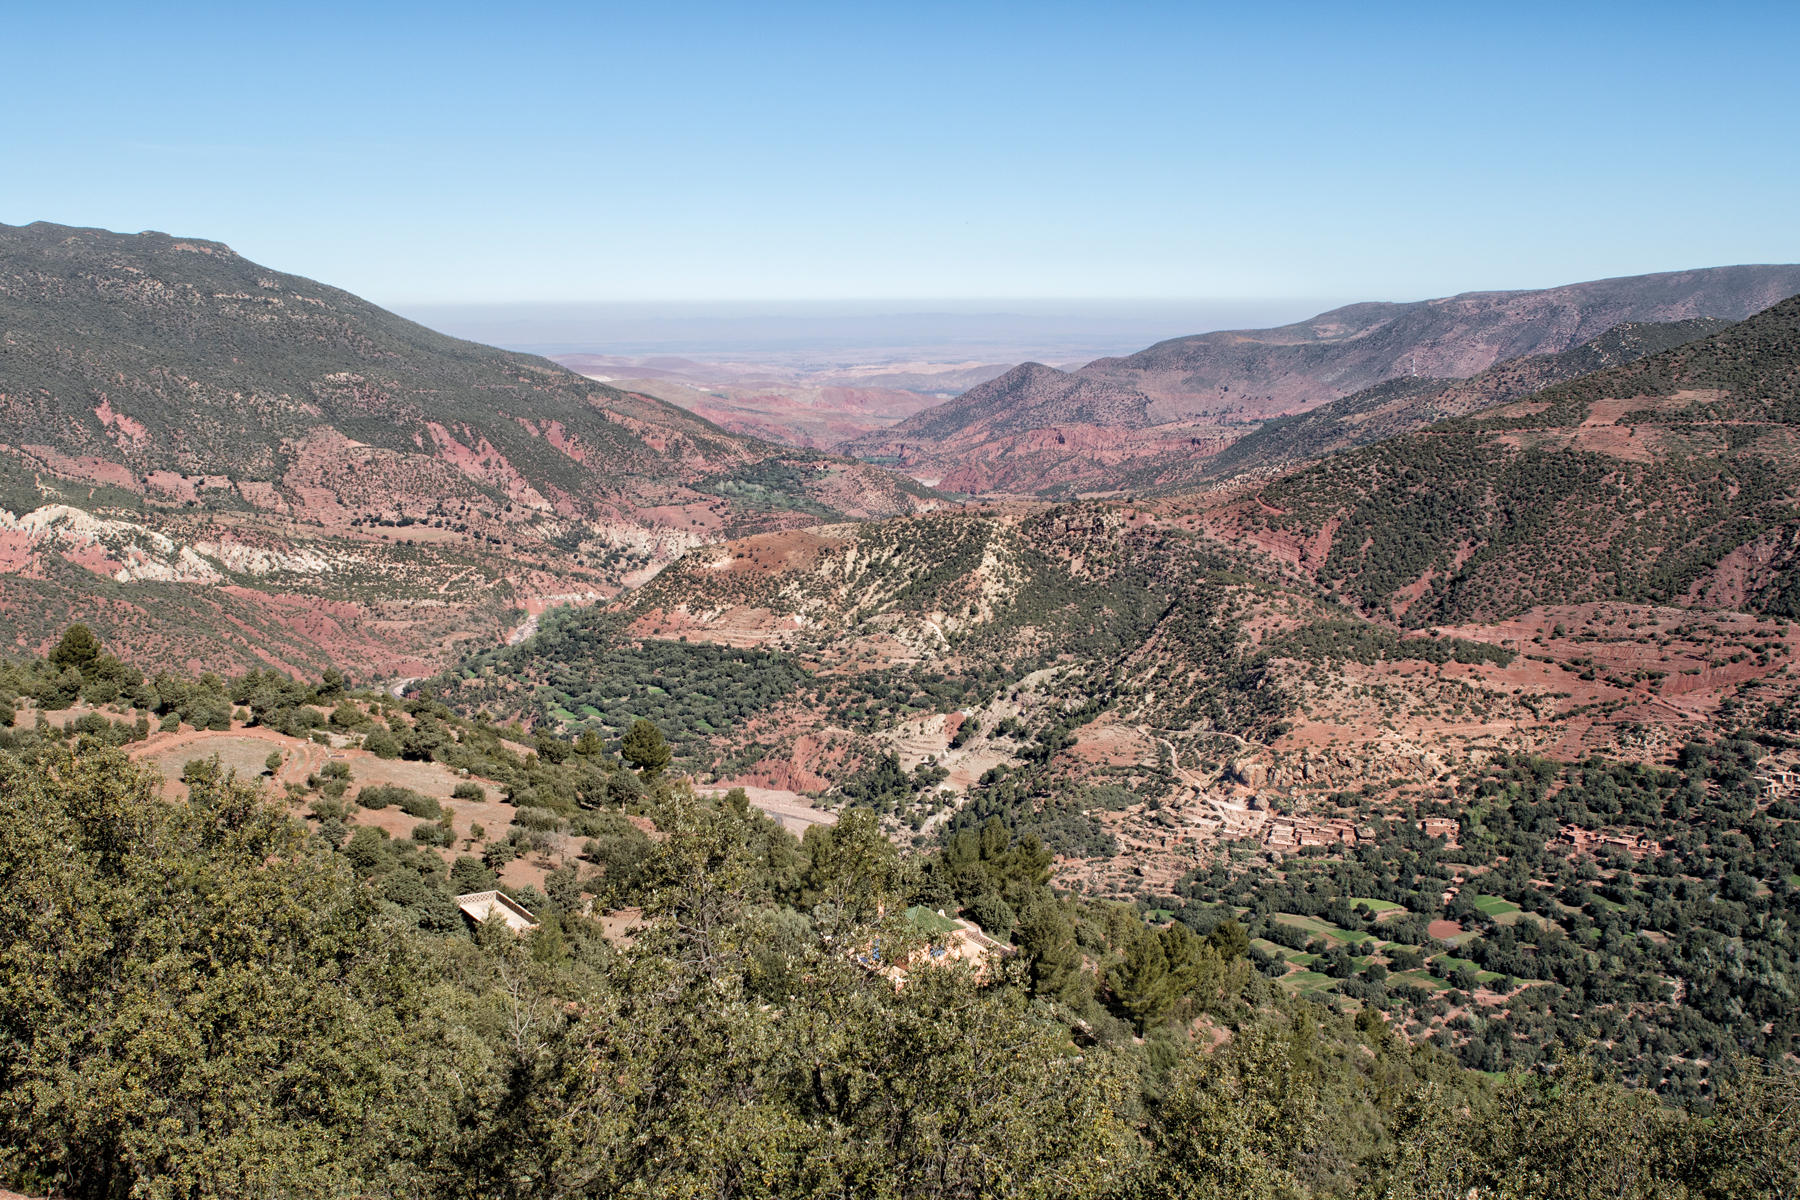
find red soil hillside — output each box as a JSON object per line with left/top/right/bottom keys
{"left": 0, "top": 221, "right": 938, "bottom": 673}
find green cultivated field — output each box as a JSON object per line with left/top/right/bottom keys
{"left": 1469, "top": 894, "right": 1520, "bottom": 918}
{"left": 1272, "top": 913, "right": 1360, "bottom": 942}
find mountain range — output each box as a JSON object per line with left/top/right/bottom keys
{"left": 1213, "top": 290, "right": 1800, "bottom": 625}
{"left": 428, "top": 291, "right": 1800, "bottom": 964}
{"left": 845, "top": 265, "right": 1800, "bottom": 495}
{"left": 1178, "top": 316, "right": 1734, "bottom": 486}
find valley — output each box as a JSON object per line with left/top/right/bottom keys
{"left": 10, "top": 3, "right": 1800, "bottom": 1194}
{"left": 399, "top": 294, "right": 1800, "bottom": 1090}
{"left": 552, "top": 352, "right": 1000, "bottom": 449}
{"left": 5, "top": 223, "right": 1800, "bottom": 1196}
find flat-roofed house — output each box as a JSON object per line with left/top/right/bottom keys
{"left": 455, "top": 890, "right": 538, "bottom": 933}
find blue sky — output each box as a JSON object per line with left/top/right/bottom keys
{"left": 5, "top": 1, "right": 1798, "bottom": 308}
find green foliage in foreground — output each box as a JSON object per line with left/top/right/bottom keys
{"left": 1, "top": 746, "right": 1796, "bottom": 1199}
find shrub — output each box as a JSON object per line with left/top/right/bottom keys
{"left": 512, "top": 806, "right": 563, "bottom": 833}
{"left": 399, "top": 792, "right": 442, "bottom": 819}
{"left": 355, "top": 786, "right": 442, "bottom": 819}
{"left": 83, "top": 678, "right": 122, "bottom": 706}
{"left": 448, "top": 855, "right": 496, "bottom": 894}
{"left": 343, "top": 826, "right": 390, "bottom": 872}
{"left": 515, "top": 828, "right": 558, "bottom": 857}
{"left": 600, "top": 771, "right": 644, "bottom": 808}
{"left": 362, "top": 728, "right": 401, "bottom": 759}
{"left": 39, "top": 667, "right": 83, "bottom": 711}
{"left": 581, "top": 814, "right": 656, "bottom": 901}
{"left": 966, "top": 893, "right": 1016, "bottom": 938}
{"left": 411, "top": 820, "right": 454, "bottom": 847}
{"left": 329, "top": 701, "right": 369, "bottom": 729}
{"left": 569, "top": 811, "right": 615, "bottom": 838}
{"left": 181, "top": 757, "right": 221, "bottom": 787}
{"left": 452, "top": 781, "right": 486, "bottom": 802}
{"left": 183, "top": 694, "right": 233, "bottom": 731}
{"left": 310, "top": 796, "right": 350, "bottom": 823}
{"left": 544, "top": 864, "right": 583, "bottom": 913}
{"left": 71, "top": 712, "right": 113, "bottom": 739}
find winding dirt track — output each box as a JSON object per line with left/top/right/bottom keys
{"left": 131, "top": 726, "right": 330, "bottom": 795}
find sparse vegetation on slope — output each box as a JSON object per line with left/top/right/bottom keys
{"left": 428, "top": 505, "right": 1294, "bottom": 824}
{"left": 1197, "top": 317, "right": 1733, "bottom": 483}
{"left": 1248, "top": 294, "right": 1800, "bottom": 624}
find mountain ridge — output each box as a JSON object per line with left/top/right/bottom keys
{"left": 847, "top": 265, "right": 1800, "bottom": 495}
{"left": 0, "top": 221, "right": 937, "bottom": 673}
{"left": 1199, "top": 292, "right": 1800, "bottom": 625}
{"left": 1184, "top": 316, "right": 1736, "bottom": 485}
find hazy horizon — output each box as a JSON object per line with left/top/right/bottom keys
{"left": 393, "top": 297, "right": 1343, "bottom": 364}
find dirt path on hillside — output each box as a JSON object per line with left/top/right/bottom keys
{"left": 1143, "top": 726, "right": 1223, "bottom": 792}
{"left": 131, "top": 726, "right": 330, "bottom": 795}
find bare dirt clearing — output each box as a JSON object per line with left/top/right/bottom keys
{"left": 703, "top": 784, "right": 838, "bottom": 834}
{"left": 126, "top": 722, "right": 536, "bottom": 879}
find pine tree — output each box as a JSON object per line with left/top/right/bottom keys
{"left": 621, "top": 718, "right": 671, "bottom": 778}
{"left": 1015, "top": 893, "right": 1088, "bottom": 1005}
{"left": 47, "top": 624, "right": 102, "bottom": 674}
{"left": 1110, "top": 926, "right": 1175, "bottom": 1032}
